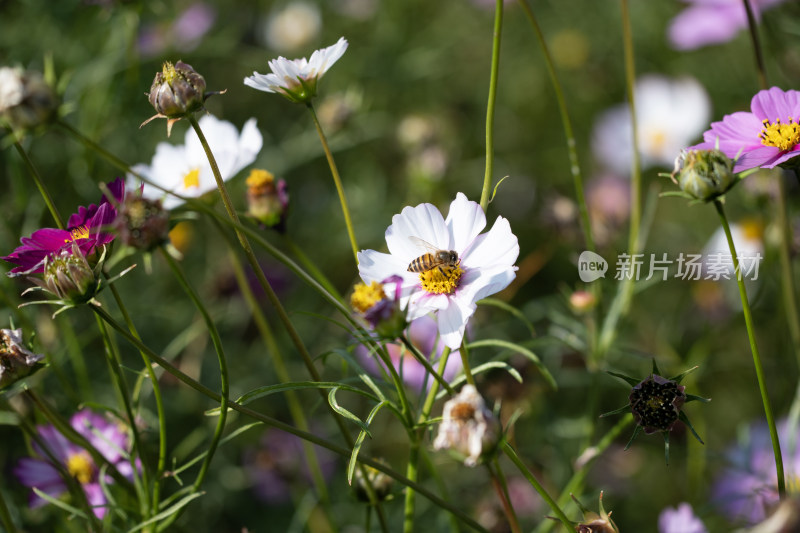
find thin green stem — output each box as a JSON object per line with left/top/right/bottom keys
{"left": 159, "top": 249, "right": 229, "bottom": 492}
{"left": 480, "top": 0, "right": 503, "bottom": 213}
{"left": 307, "top": 103, "right": 359, "bottom": 263}
{"left": 459, "top": 339, "right": 476, "bottom": 387}
{"left": 12, "top": 139, "right": 65, "bottom": 229}
{"left": 714, "top": 200, "right": 785, "bottom": 498}
{"left": 91, "top": 306, "right": 489, "bottom": 532}
{"left": 0, "top": 484, "right": 17, "bottom": 533}
{"left": 403, "top": 440, "right": 421, "bottom": 533}
{"left": 419, "top": 347, "right": 453, "bottom": 423}
{"left": 516, "top": 0, "right": 594, "bottom": 253}
{"left": 489, "top": 458, "right": 521, "bottom": 533}
{"left": 401, "top": 334, "right": 454, "bottom": 395}
{"left": 106, "top": 282, "right": 167, "bottom": 514}
{"left": 502, "top": 442, "right": 572, "bottom": 530}
{"left": 742, "top": 0, "right": 768, "bottom": 89}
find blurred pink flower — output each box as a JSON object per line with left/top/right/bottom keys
{"left": 659, "top": 502, "right": 707, "bottom": 533}
{"left": 668, "top": 0, "right": 787, "bottom": 51}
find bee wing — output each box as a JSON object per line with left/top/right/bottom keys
{"left": 408, "top": 236, "right": 440, "bottom": 253}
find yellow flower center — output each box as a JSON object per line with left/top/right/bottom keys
{"left": 419, "top": 264, "right": 463, "bottom": 295}
{"left": 246, "top": 169, "right": 275, "bottom": 191}
{"left": 183, "top": 168, "right": 200, "bottom": 190}
{"left": 66, "top": 451, "right": 94, "bottom": 485}
{"left": 351, "top": 281, "right": 386, "bottom": 313}
{"left": 64, "top": 225, "right": 90, "bottom": 243}
{"left": 760, "top": 117, "right": 800, "bottom": 151}
{"left": 645, "top": 128, "right": 667, "bottom": 153}
{"left": 161, "top": 61, "right": 178, "bottom": 83}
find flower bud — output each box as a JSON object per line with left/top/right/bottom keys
{"left": 673, "top": 149, "right": 735, "bottom": 201}
{"left": 570, "top": 493, "right": 619, "bottom": 533}
{"left": 0, "top": 66, "right": 58, "bottom": 131}
{"left": 433, "top": 385, "right": 500, "bottom": 467}
{"left": 569, "top": 290, "right": 597, "bottom": 314}
{"left": 0, "top": 328, "right": 45, "bottom": 389}
{"left": 629, "top": 374, "right": 686, "bottom": 434}
{"left": 351, "top": 276, "right": 407, "bottom": 339}
{"left": 246, "top": 169, "right": 289, "bottom": 232}
{"left": 113, "top": 196, "right": 170, "bottom": 251}
{"left": 148, "top": 61, "right": 206, "bottom": 118}
{"left": 28, "top": 242, "right": 101, "bottom": 304}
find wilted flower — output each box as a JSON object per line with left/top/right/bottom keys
{"left": 659, "top": 502, "right": 707, "bottom": 533}
{"left": 601, "top": 360, "right": 709, "bottom": 464}
{"left": 351, "top": 275, "right": 408, "bottom": 340}
{"left": 129, "top": 115, "right": 262, "bottom": 209}
{"left": 3, "top": 178, "right": 125, "bottom": 275}
{"left": 690, "top": 87, "right": 800, "bottom": 173}
{"left": 357, "top": 193, "right": 519, "bottom": 350}
{"left": 14, "top": 409, "right": 138, "bottom": 519}
{"left": 0, "top": 66, "right": 58, "bottom": 131}
{"left": 669, "top": 148, "right": 736, "bottom": 201}
{"left": 0, "top": 328, "right": 44, "bottom": 389}
{"left": 668, "top": 0, "right": 787, "bottom": 51}
{"left": 244, "top": 37, "right": 348, "bottom": 104}
{"left": 143, "top": 60, "right": 215, "bottom": 135}
{"left": 262, "top": 1, "right": 321, "bottom": 52}
{"left": 355, "top": 314, "right": 462, "bottom": 392}
{"left": 714, "top": 419, "right": 800, "bottom": 526}
{"left": 112, "top": 194, "right": 170, "bottom": 251}
{"left": 245, "top": 169, "right": 289, "bottom": 231}
{"left": 566, "top": 492, "right": 619, "bottom": 533}
{"left": 592, "top": 75, "right": 710, "bottom": 175}
{"left": 353, "top": 461, "right": 393, "bottom": 503}
{"left": 433, "top": 384, "right": 500, "bottom": 466}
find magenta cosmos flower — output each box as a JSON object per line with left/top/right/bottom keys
{"left": 691, "top": 87, "right": 800, "bottom": 173}
{"left": 3, "top": 178, "right": 125, "bottom": 275}
{"left": 668, "top": 0, "right": 787, "bottom": 51}
{"left": 14, "top": 409, "right": 137, "bottom": 519}
{"left": 357, "top": 193, "right": 519, "bottom": 350}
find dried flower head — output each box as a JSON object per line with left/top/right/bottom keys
{"left": 601, "top": 360, "right": 710, "bottom": 464}
{"left": 0, "top": 328, "right": 45, "bottom": 389}
{"left": 113, "top": 195, "right": 170, "bottom": 252}
{"left": 143, "top": 60, "right": 220, "bottom": 136}
{"left": 350, "top": 275, "right": 407, "bottom": 339}
{"left": 433, "top": 385, "right": 500, "bottom": 466}
{"left": 0, "top": 66, "right": 58, "bottom": 131}
{"left": 246, "top": 169, "right": 289, "bottom": 232}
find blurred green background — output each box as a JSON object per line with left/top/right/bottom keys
{"left": 2, "top": 0, "right": 800, "bottom": 531}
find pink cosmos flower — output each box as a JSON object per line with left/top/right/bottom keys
{"left": 691, "top": 87, "right": 800, "bottom": 173}
{"left": 14, "top": 409, "right": 138, "bottom": 519}
{"left": 658, "top": 502, "right": 707, "bottom": 533}
{"left": 3, "top": 178, "right": 125, "bottom": 275}
{"left": 668, "top": 0, "right": 787, "bottom": 51}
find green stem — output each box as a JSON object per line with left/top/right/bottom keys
{"left": 215, "top": 221, "right": 331, "bottom": 506}
{"left": 282, "top": 234, "right": 343, "bottom": 301}
{"left": 459, "top": 339, "right": 476, "bottom": 387}
{"left": 12, "top": 140, "right": 65, "bottom": 229}
{"left": 159, "top": 249, "right": 229, "bottom": 493}
{"left": 187, "top": 115, "right": 388, "bottom": 528}
{"left": 307, "top": 103, "right": 359, "bottom": 263}
{"left": 742, "top": 0, "right": 768, "bottom": 90}
{"left": 0, "top": 483, "right": 17, "bottom": 533}
{"left": 401, "top": 334, "right": 454, "bottom": 395}
{"left": 515, "top": 0, "right": 595, "bottom": 254}
{"left": 479, "top": 0, "right": 503, "bottom": 213}
{"left": 489, "top": 458, "right": 521, "bottom": 533}
{"left": 106, "top": 282, "right": 167, "bottom": 515}
{"left": 714, "top": 200, "right": 785, "bottom": 498}
{"left": 502, "top": 442, "right": 572, "bottom": 530}
{"left": 403, "top": 440, "right": 420, "bottom": 533}
{"left": 419, "top": 347, "right": 453, "bottom": 422}
{"left": 91, "top": 306, "right": 489, "bottom": 532}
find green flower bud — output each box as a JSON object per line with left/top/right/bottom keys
{"left": 148, "top": 61, "right": 206, "bottom": 118}
{"left": 30, "top": 242, "right": 101, "bottom": 304}
{"left": 674, "top": 149, "right": 735, "bottom": 201}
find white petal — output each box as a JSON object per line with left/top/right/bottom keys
{"left": 445, "top": 192, "right": 486, "bottom": 254}
{"left": 461, "top": 265, "right": 517, "bottom": 304}
{"left": 243, "top": 73, "right": 277, "bottom": 93}
{"left": 385, "top": 203, "right": 449, "bottom": 261}
{"left": 461, "top": 216, "right": 519, "bottom": 270}
{"left": 438, "top": 297, "right": 476, "bottom": 350}
{"left": 407, "top": 292, "right": 449, "bottom": 321}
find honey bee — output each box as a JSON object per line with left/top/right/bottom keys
{"left": 406, "top": 236, "right": 459, "bottom": 275}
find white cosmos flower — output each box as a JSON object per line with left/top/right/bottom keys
{"left": 433, "top": 384, "right": 500, "bottom": 466}
{"left": 592, "top": 75, "right": 711, "bottom": 175}
{"left": 243, "top": 37, "right": 348, "bottom": 103}
{"left": 357, "top": 193, "right": 519, "bottom": 350}
{"left": 128, "top": 114, "right": 263, "bottom": 209}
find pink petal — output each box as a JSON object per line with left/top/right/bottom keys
{"left": 733, "top": 146, "right": 782, "bottom": 172}
{"left": 751, "top": 87, "right": 797, "bottom": 121}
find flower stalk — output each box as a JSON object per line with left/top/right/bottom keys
{"left": 714, "top": 199, "right": 785, "bottom": 498}
{"left": 479, "top": 0, "right": 503, "bottom": 214}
